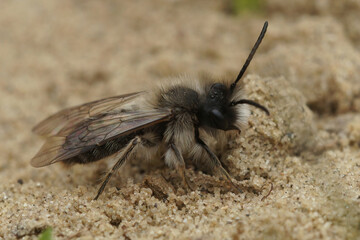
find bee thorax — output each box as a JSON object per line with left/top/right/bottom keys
{"left": 158, "top": 86, "right": 200, "bottom": 112}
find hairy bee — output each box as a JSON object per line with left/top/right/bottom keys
{"left": 31, "top": 22, "right": 269, "bottom": 200}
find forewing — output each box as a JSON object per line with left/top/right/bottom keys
{"left": 30, "top": 136, "right": 83, "bottom": 167}
{"left": 31, "top": 109, "right": 172, "bottom": 167}
{"left": 32, "top": 92, "right": 144, "bottom": 137}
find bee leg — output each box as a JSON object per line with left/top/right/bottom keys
{"left": 167, "top": 143, "right": 195, "bottom": 192}
{"left": 94, "top": 136, "right": 140, "bottom": 200}
{"left": 194, "top": 127, "right": 242, "bottom": 193}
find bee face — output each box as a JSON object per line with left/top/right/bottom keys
{"left": 198, "top": 83, "right": 237, "bottom": 131}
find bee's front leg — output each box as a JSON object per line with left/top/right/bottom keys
{"left": 194, "top": 127, "right": 242, "bottom": 193}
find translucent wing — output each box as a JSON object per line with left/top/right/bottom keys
{"left": 32, "top": 92, "right": 144, "bottom": 137}
{"left": 31, "top": 109, "right": 172, "bottom": 167}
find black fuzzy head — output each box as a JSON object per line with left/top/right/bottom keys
{"left": 197, "top": 21, "right": 269, "bottom": 131}
{"left": 198, "top": 83, "right": 237, "bottom": 130}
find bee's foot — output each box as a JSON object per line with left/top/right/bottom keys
{"left": 215, "top": 166, "right": 243, "bottom": 194}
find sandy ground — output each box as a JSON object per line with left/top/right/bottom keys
{"left": 1, "top": 0, "right": 360, "bottom": 239}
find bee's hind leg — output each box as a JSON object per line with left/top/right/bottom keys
{"left": 166, "top": 143, "right": 195, "bottom": 192}
{"left": 194, "top": 127, "right": 242, "bottom": 194}
{"left": 94, "top": 136, "right": 140, "bottom": 200}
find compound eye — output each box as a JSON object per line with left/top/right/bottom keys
{"left": 210, "top": 108, "right": 228, "bottom": 130}
{"left": 210, "top": 109, "right": 224, "bottom": 121}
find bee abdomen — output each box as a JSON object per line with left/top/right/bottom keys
{"left": 63, "top": 132, "right": 138, "bottom": 165}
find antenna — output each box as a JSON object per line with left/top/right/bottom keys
{"left": 230, "top": 21, "right": 268, "bottom": 92}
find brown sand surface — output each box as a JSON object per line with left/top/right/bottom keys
{"left": 1, "top": 1, "right": 360, "bottom": 239}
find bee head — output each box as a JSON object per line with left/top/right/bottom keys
{"left": 198, "top": 21, "right": 270, "bottom": 131}
{"left": 198, "top": 83, "right": 238, "bottom": 131}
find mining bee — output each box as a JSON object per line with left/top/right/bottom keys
{"left": 31, "top": 21, "right": 269, "bottom": 200}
